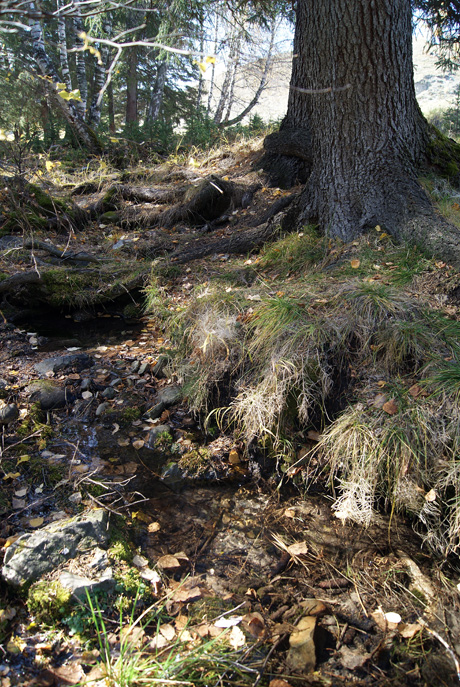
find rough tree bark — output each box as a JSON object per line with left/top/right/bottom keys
{"left": 264, "top": 0, "right": 460, "bottom": 264}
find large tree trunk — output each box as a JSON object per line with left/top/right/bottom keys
{"left": 265, "top": 0, "right": 460, "bottom": 264}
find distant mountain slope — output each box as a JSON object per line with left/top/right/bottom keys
{"left": 215, "top": 34, "right": 460, "bottom": 124}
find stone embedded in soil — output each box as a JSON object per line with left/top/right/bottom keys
{"left": 157, "top": 385, "right": 182, "bottom": 406}
{"left": 29, "top": 385, "right": 74, "bottom": 410}
{"left": 34, "top": 353, "right": 92, "bottom": 377}
{"left": 160, "top": 461, "right": 187, "bottom": 490}
{"left": 101, "top": 387, "right": 116, "bottom": 399}
{"left": 2, "top": 509, "right": 109, "bottom": 587}
{"left": 146, "top": 424, "right": 172, "bottom": 448}
{"left": 152, "top": 355, "right": 169, "bottom": 378}
{"left": 59, "top": 569, "right": 115, "bottom": 598}
{"left": 286, "top": 615, "right": 317, "bottom": 673}
{"left": 0, "top": 404, "right": 19, "bottom": 424}
{"left": 145, "top": 386, "right": 181, "bottom": 420}
{"left": 95, "top": 402, "right": 109, "bottom": 416}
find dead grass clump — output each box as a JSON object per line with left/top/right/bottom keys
{"left": 316, "top": 400, "right": 460, "bottom": 555}
{"left": 175, "top": 305, "right": 244, "bottom": 414}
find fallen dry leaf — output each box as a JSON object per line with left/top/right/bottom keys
{"left": 373, "top": 393, "right": 388, "bottom": 408}
{"left": 229, "top": 625, "right": 246, "bottom": 649}
{"left": 269, "top": 681, "right": 294, "bottom": 687}
{"left": 408, "top": 383, "right": 422, "bottom": 398}
{"left": 148, "top": 521, "right": 161, "bottom": 533}
{"left": 149, "top": 634, "right": 168, "bottom": 650}
{"left": 215, "top": 615, "right": 243, "bottom": 628}
{"left": 28, "top": 517, "right": 44, "bottom": 528}
{"left": 399, "top": 622, "right": 422, "bottom": 639}
{"left": 287, "top": 541, "right": 309, "bottom": 556}
{"left": 172, "top": 587, "right": 202, "bottom": 603}
{"left": 242, "top": 612, "right": 266, "bottom": 639}
{"left": 14, "top": 488, "right": 28, "bottom": 498}
{"left": 382, "top": 398, "right": 398, "bottom": 415}
{"left": 157, "top": 554, "right": 181, "bottom": 571}
{"left": 132, "top": 439, "right": 144, "bottom": 450}
{"left": 425, "top": 488, "right": 437, "bottom": 502}
{"left": 159, "top": 623, "right": 176, "bottom": 641}
{"left": 350, "top": 259, "right": 360, "bottom": 269}
{"left": 228, "top": 449, "right": 241, "bottom": 464}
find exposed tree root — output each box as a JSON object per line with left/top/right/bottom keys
{"left": 169, "top": 217, "right": 283, "bottom": 264}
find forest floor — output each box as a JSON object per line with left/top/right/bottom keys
{"left": 1, "top": 137, "right": 460, "bottom": 687}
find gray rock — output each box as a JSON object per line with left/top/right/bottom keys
{"left": 157, "top": 385, "right": 181, "bottom": 406}
{"left": 80, "top": 378, "right": 92, "bottom": 391}
{"left": 152, "top": 355, "right": 170, "bottom": 378}
{"left": 138, "top": 362, "right": 150, "bottom": 375}
{"left": 146, "top": 424, "right": 171, "bottom": 448}
{"left": 59, "top": 569, "right": 115, "bottom": 598}
{"left": 29, "top": 386, "right": 73, "bottom": 410}
{"left": 90, "top": 547, "right": 109, "bottom": 571}
{"left": 160, "top": 461, "right": 187, "bottom": 490}
{"left": 2, "top": 509, "right": 110, "bottom": 587}
{"left": 145, "top": 402, "right": 164, "bottom": 420}
{"left": 101, "top": 387, "right": 116, "bottom": 400}
{"left": 0, "top": 378, "right": 8, "bottom": 389}
{"left": 34, "top": 353, "right": 92, "bottom": 377}
{"left": 0, "top": 404, "right": 19, "bottom": 425}
{"left": 130, "top": 360, "right": 140, "bottom": 373}
{"left": 145, "top": 385, "right": 181, "bottom": 420}
{"left": 95, "top": 402, "right": 109, "bottom": 416}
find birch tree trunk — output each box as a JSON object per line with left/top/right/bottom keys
{"left": 57, "top": 0, "right": 71, "bottom": 92}
{"left": 220, "top": 21, "right": 276, "bottom": 128}
{"left": 213, "top": 29, "right": 241, "bottom": 125}
{"left": 73, "top": 1, "right": 87, "bottom": 119}
{"left": 28, "top": 1, "right": 101, "bottom": 152}
{"left": 88, "top": 19, "right": 112, "bottom": 128}
{"left": 145, "top": 61, "right": 167, "bottom": 124}
{"left": 206, "top": 12, "right": 219, "bottom": 116}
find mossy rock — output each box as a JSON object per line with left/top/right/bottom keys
{"left": 3, "top": 180, "right": 87, "bottom": 232}
{"left": 100, "top": 210, "right": 121, "bottom": 224}
{"left": 27, "top": 580, "right": 72, "bottom": 623}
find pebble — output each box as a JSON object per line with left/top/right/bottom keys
{"left": 0, "top": 404, "right": 19, "bottom": 424}
{"left": 101, "top": 387, "right": 116, "bottom": 399}
{"left": 95, "top": 402, "right": 109, "bottom": 416}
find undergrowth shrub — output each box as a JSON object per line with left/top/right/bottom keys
{"left": 159, "top": 227, "right": 460, "bottom": 556}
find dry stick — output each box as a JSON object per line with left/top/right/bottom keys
{"left": 87, "top": 491, "right": 125, "bottom": 517}
{"left": 252, "top": 633, "right": 289, "bottom": 687}
{"left": 418, "top": 617, "right": 460, "bottom": 682}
